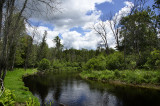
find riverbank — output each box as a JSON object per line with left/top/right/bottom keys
{"left": 4, "top": 68, "right": 40, "bottom": 105}
{"left": 80, "top": 70, "right": 160, "bottom": 90}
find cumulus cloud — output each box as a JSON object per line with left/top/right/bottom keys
{"left": 113, "top": 1, "right": 134, "bottom": 21}
{"left": 61, "top": 30, "right": 101, "bottom": 50}
{"left": 24, "top": 0, "right": 112, "bottom": 32}
{"left": 26, "top": 24, "right": 59, "bottom": 47}
{"left": 26, "top": 0, "right": 133, "bottom": 50}
{"left": 81, "top": 1, "right": 133, "bottom": 49}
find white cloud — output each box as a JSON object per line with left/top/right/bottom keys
{"left": 26, "top": 0, "right": 112, "bottom": 33}
{"left": 81, "top": 1, "right": 133, "bottom": 49}
{"left": 26, "top": 25, "right": 59, "bottom": 47}
{"left": 26, "top": 0, "right": 133, "bottom": 50}
{"left": 113, "top": 1, "right": 134, "bottom": 21}
{"left": 61, "top": 30, "right": 101, "bottom": 50}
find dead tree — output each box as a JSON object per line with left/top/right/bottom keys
{"left": 108, "top": 13, "right": 120, "bottom": 50}
{"left": 93, "top": 21, "right": 110, "bottom": 55}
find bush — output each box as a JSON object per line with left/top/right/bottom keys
{"left": 0, "top": 89, "right": 15, "bottom": 106}
{"left": 144, "top": 49, "right": 160, "bottom": 69}
{"left": 38, "top": 58, "right": 50, "bottom": 71}
{"left": 52, "top": 60, "right": 81, "bottom": 71}
{"left": 114, "top": 69, "right": 120, "bottom": 78}
{"left": 81, "top": 69, "right": 160, "bottom": 85}
{"left": 52, "top": 60, "right": 63, "bottom": 70}
{"left": 26, "top": 97, "right": 40, "bottom": 106}
{"left": 106, "top": 52, "right": 125, "bottom": 70}
{"left": 84, "top": 55, "right": 106, "bottom": 71}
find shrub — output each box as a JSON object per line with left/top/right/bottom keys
{"left": 26, "top": 97, "right": 40, "bottom": 106}
{"left": 114, "top": 69, "right": 120, "bottom": 78}
{"left": 52, "top": 60, "right": 63, "bottom": 70}
{"left": 144, "top": 49, "right": 160, "bottom": 69}
{"left": 52, "top": 60, "right": 81, "bottom": 71}
{"left": 106, "top": 52, "right": 125, "bottom": 70}
{"left": 84, "top": 55, "right": 106, "bottom": 71}
{"left": 38, "top": 58, "right": 50, "bottom": 71}
{"left": 0, "top": 89, "right": 15, "bottom": 106}
{"left": 125, "top": 55, "right": 137, "bottom": 70}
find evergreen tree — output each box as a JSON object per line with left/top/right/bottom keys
{"left": 37, "top": 31, "right": 49, "bottom": 62}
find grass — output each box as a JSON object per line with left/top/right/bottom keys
{"left": 80, "top": 69, "right": 160, "bottom": 89}
{"left": 4, "top": 68, "right": 39, "bottom": 104}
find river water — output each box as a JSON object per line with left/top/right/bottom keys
{"left": 23, "top": 72, "right": 160, "bottom": 106}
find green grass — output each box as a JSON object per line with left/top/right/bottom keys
{"left": 80, "top": 69, "right": 160, "bottom": 87}
{"left": 4, "top": 68, "right": 39, "bottom": 104}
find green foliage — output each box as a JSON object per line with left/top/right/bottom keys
{"left": 52, "top": 60, "right": 64, "bottom": 70}
{"left": 15, "top": 49, "right": 24, "bottom": 67}
{"left": 153, "top": 0, "right": 160, "bottom": 9}
{"left": 53, "top": 36, "right": 63, "bottom": 60}
{"left": 37, "top": 31, "right": 49, "bottom": 62}
{"left": 84, "top": 52, "right": 125, "bottom": 71}
{"left": 125, "top": 55, "right": 137, "bottom": 70}
{"left": 120, "top": 8, "right": 158, "bottom": 56}
{"left": 54, "top": 36, "right": 63, "bottom": 51}
{"left": 26, "top": 97, "right": 40, "bottom": 106}
{"left": 52, "top": 60, "right": 81, "bottom": 71}
{"left": 80, "top": 69, "right": 160, "bottom": 85}
{"left": 114, "top": 69, "right": 120, "bottom": 77}
{"left": 4, "top": 69, "right": 39, "bottom": 103}
{"left": 38, "top": 58, "right": 50, "bottom": 71}
{"left": 84, "top": 55, "right": 106, "bottom": 71}
{"left": 0, "top": 89, "right": 15, "bottom": 106}
{"left": 144, "top": 49, "right": 160, "bottom": 69}
{"left": 106, "top": 52, "right": 125, "bottom": 70}
{"left": 14, "top": 35, "right": 35, "bottom": 68}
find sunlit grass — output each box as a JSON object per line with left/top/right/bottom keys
{"left": 4, "top": 68, "right": 39, "bottom": 104}
{"left": 80, "top": 69, "right": 160, "bottom": 85}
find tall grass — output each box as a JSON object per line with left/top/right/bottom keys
{"left": 80, "top": 70, "right": 160, "bottom": 85}
{"left": 4, "top": 68, "right": 39, "bottom": 104}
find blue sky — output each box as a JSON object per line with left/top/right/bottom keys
{"left": 27, "top": 0, "right": 155, "bottom": 49}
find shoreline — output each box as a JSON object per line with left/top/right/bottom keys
{"left": 81, "top": 76, "right": 160, "bottom": 90}
{"left": 4, "top": 68, "right": 40, "bottom": 105}
{"left": 80, "top": 71, "right": 160, "bottom": 90}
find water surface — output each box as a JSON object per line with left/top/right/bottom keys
{"left": 23, "top": 72, "right": 160, "bottom": 106}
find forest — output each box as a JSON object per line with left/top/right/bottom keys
{"left": 0, "top": 0, "right": 160, "bottom": 106}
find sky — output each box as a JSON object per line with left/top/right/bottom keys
{"left": 26, "top": 0, "right": 155, "bottom": 50}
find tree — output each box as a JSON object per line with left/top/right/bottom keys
{"left": 93, "top": 21, "right": 110, "bottom": 54}
{"left": 38, "top": 58, "right": 50, "bottom": 71}
{"left": 7, "top": 14, "right": 26, "bottom": 71}
{"left": 53, "top": 36, "right": 63, "bottom": 60}
{"left": 0, "top": 0, "right": 60, "bottom": 80}
{"left": 37, "top": 31, "right": 49, "bottom": 62}
{"left": 108, "top": 14, "right": 121, "bottom": 50}
{"left": 153, "top": 0, "right": 160, "bottom": 34}
{"left": 153, "top": 0, "right": 160, "bottom": 9}
{"left": 0, "top": 0, "right": 5, "bottom": 38}
{"left": 23, "top": 35, "right": 34, "bottom": 70}
{"left": 120, "top": 8, "right": 158, "bottom": 67}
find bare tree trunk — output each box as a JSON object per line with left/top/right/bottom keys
{"left": 0, "top": 0, "right": 15, "bottom": 79}
{"left": 93, "top": 22, "right": 110, "bottom": 55}
{"left": 0, "top": 0, "right": 60, "bottom": 79}
{"left": 105, "top": 43, "right": 109, "bottom": 55}
{"left": 108, "top": 14, "right": 120, "bottom": 50}
{"left": 0, "top": 0, "right": 5, "bottom": 38}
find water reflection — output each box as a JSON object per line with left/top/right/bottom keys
{"left": 23, "top": 72, "right": 160, "bottom": 106}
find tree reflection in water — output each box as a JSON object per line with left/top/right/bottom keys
{"left": 23, "top": 72, "right": 160, "bottom": 106}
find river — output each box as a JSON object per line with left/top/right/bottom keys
{"left": 23, "top": 71, "right": 160, "bottom": 106}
